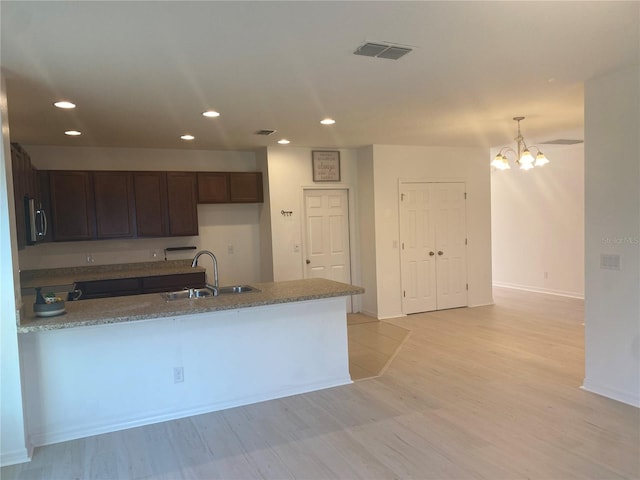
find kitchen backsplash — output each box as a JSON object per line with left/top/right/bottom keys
{"left": 18, "top": 204, "right": 264, "bottom": 286}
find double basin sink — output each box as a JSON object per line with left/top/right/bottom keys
{"left": 162, "top": 285, "right": 259, "bottom": 301}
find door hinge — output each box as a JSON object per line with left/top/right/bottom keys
{"left": 464, "top": 192, "right": 467, "bottom": 199}
{"left": 466, "top": 283, "right": 469, "bottom": 291}
{"left": 401, "top": 193, "right": 405, "bottom": 201}
{"left": 402, "top": 242, "right": 404, "bottom": 250}
{"left": 403, "top": 290, "right": 406, "bottom": 297}
{"left": 465, "top": 238, "right": 467, "bottom": 245}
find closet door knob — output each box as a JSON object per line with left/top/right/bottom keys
{"left": 306, "top": 259, "right": 311, "bottom": 264}
{"left": 429, "top": 251, "right": 435, "bottom": 256}
{"left": 437, "top": 250, "right": 444, "bottom": 256}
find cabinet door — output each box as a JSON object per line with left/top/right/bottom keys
{"left": 166, "top": 172, "right": 198, "bottom": 236}
{"left": 49, "top": 171, "right": 95, "bottom": 241}
{"left": 229, "top": 172, "right": 263, "bottom": 203}
{"left": 10, "top": 144, "right": 27, "bottom": 249}
{"left": 133, "top": 172, "right": 168, "bottom": 237}
{"left": 197, "top": 172, "right": 229, "bottom": 203}
{"left": 93, "top": 172, "right": 135, "bottom": 239}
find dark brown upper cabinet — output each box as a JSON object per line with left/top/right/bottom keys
{"left": 197, "top": 172, "right": 230, "bottom": 203}
{"left": 92, "top": 171, "right": 136, "bottom": 239}
{"left": 49, "top": 171, "right": 95, "bottom": 242}
{"left": 133, "top": 172, "right": 168, "bottom": 237}
{"left": 229, "top": 172, "right": 263, "bottom": 203}
{"left": 166, "top": 172, "right": 199, "bottom": 236}
{"left": 197, "top": 172, "right": 263, "bottom": 204}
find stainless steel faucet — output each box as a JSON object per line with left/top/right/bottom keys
{"left": 191, "top": 250, "right": 219, "bottom": 295}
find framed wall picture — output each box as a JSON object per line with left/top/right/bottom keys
{"left": 312, "top": 150, "right": 341, "bottom": 182}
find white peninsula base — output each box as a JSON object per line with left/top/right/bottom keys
{"left": 20, "top": 296, "right": 351, "bottom": 448}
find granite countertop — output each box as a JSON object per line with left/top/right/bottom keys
{"left": 18, "top": 278, "right": 365, "bottom": 333}
{"left": 20, "top": 260, "right": 205, "bottom": 289}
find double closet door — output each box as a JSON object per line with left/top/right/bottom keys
{"left": 400, "top": 182, "right": 468, "bottom": 314}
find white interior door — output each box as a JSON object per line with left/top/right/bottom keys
{"left": 304, "top": 189, "right": 352, "bottom": 284}
{"left": 400, "top": 182, "right": 467, "bottom": 314}
{"left": 434, "top": 183, "right": 468, "bottom": 310}
{"left": 400, "top": 183, "right": 437, "bottom": 314}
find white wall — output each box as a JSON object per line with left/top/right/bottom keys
{"left": 369, "top": 145, "right": 493, "bottom": 319}
{"left": 264, "top": 146, "right": 360, "bottom": 285}
{"left": 356, "top": 146, "right": 378, "bottom": 316}
{"left": 583, "top": 65, "right": 640, "bottom": 407}
{"left": 491, "top": 141, "right": 585, "bottom": 298}
{"left": 0, "top": 74, "right": 30, "bottom": 466}
{"left": 17, "top": 146, "right": 263, "bottom": 286}
{"left": 256, "top": 147, "right": 274, "bottom": 282}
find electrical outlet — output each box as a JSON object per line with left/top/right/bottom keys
{"left": 173, "top": 366, "right": 184, "bottom": 383}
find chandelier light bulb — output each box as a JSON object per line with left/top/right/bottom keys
{"left": 519, "top": 149, "right": 534, "bottom": 166}
{"left": 491, "top": 154, "right": 510, "bottom": 170}
{"left": 535, "top": 152, "right": 549, "bottom": 166}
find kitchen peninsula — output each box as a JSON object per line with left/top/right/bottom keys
{"left": 18, "top": 271, "right": 363, "bottom": 448}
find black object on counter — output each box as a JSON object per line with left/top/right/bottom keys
{"left": 164, "top": 246, "right": 197, "bottom": 260}
{"left": 35, "top": 287, "right": 46, "bottom": 304}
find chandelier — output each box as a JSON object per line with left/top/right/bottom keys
{"left": 491, "top": 116, "right": 549, "bottom": 171}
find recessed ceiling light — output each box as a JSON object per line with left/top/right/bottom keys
{"left": 277, "top": 139, "right": 290, "bottom": 145}
{"left": 180, "top": 134, "right": 195, "bottom": 140}
{"left": 64, "top": 130, "right": 81, "bottom": 136}
{"left": 54, "top": 101, "right": 76, "bottom": 109}
{"left": 320, "top": 118, "right": 336, "bottom": 125}
{"left": 202, "top": 110, "right": 220, "bottom": 118}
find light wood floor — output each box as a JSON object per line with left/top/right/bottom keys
{"left": 3, "top": 287, "right": 639, "bottom": 479}
{"left": 347, "top": 313, "right": 410, "bottom": 380}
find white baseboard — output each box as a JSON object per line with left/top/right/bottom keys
{"left": 0, "top": 447, "right": 31, "bottom": 467}
{"left": 581, "top": 379, "right": 640, "bottom": 408}
{"left": 493, "top": 282, "right": 584, "bottom": 299}
{"left": 29, "top": 375, "right": 352, "bottom": 448}
{"left": 378, "top": 313, "right": 407, "bottom": 320}
{"left": 360, "top": 308, "right": 380, "bottom": 319}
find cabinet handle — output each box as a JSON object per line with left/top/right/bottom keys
{"left": 438, "top": 251, "right": 444, "bottom": 256}
{"left": 429, "top": 251, "right": 435, "bottom": 256}
{"left": 306, "top": 259, "right": 311, "bottom": 264}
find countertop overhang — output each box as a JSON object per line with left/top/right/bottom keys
{"left": 18, "top": 278, "right": 365, "bottom": 333}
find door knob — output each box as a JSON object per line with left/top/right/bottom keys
{"left": 306, "top": 259, "right": 311, "bottom": 264}
{"left": 437, "top": 251, "right": 444, "bottom": 256}
{"left": 429, "top": 251, "right": 435, "bottom": 256}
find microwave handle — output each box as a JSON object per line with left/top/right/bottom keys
{"left": 37, "top": 207, "right": 47, "bottom": 238}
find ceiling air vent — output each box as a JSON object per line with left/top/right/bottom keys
{"left": 255, "top": 129, "right": 276, "bottom": 136}
{"left": 540, "top": 139, "right": 584, "bottom": 145}
{"left": 354, "top": 42, "right": 412, "bottom": 60}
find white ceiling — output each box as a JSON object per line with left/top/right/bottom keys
{"left": 1, "top": 1, "right": 638, "bottom": 151}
